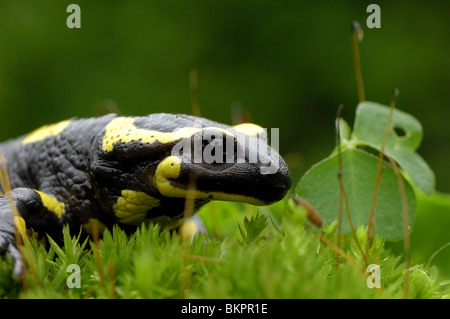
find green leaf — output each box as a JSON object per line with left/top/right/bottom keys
{"left": 296, "top": 147, "right": 416, "bottom": 240}
{"left": 238, "top": 213, "right": 268, "bottom": 245}
{"left": 352, "top": 101, "right": 435, "bottom": 194}
{"left": 336, "top": 117, "right": 352, "bottom": 143}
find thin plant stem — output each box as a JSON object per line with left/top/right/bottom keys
{"left": 189, "top": 68, "right": 202, "bottom": 117}
{"left": 312, "top": 230, "right": 365, "bottom": 277}
{"left": 336, "top": 105, "right": 368, "bottom": 268}
{"left": 184, "top": 173, "right": 198, "bottom": 219}
{"left": 351, "top": 21, "right": 365, "bottom": 103}
{"left": 366, "top": 89, "right": 399, "bottom": 263}
{"left": 91, "top": 221, "right": 105, "bottom": 290}
{"left": 387, "top": 154, "right": 410, "bottom": 298}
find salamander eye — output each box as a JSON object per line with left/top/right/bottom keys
{"left": 188, "top": 130, "right": 237, "bottom": 170}
{"left": 202, "top": 134, "right": 238, "bottom": 164}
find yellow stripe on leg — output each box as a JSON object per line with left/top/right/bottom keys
{"left": 13, "top": 216, "right": 27, "bottom": 239}
{"left": 34, "top": 190, "right": 65, "bottom": 218}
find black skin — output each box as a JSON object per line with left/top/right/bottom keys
{"left": 0, "top": 113, "right": 291, "bottom": 279}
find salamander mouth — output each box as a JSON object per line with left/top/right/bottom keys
{"left": 166, "top": 160, "right": 291, "bottom": 205}
{"left": 153, "top": 128, "right": 292, "bottom": 205}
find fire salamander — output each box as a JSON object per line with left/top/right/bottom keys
{"left": 0, "top": 113, "right": 291, "bottom": 279}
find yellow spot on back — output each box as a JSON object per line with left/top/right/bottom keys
{"left": 113, "top": 189, "right": 160, "bottom": 225}
{"left": 82, "top": 218, "right": 107, "bottom": 234}
{"left": 102, "top": 117, "right": 235, "bottom": 152}
{"left": 35, "top": 190, "right": 65, "bottom": 218}
{"left": 22, "top": 120, "right": 71, "bottom": 145}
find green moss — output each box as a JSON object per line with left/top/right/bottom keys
{"left": 0, "top": 200, "right": 447, "bottom": 299}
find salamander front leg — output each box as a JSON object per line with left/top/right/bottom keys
{"left": 0, "top": 188, "right": 64, "bottom": 280}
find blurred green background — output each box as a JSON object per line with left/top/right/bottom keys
{"left": 0, "top": 1, "right": 449, "bottom": 276}
{"left": 0, "top": 0, "right": 449, "bottom": 191}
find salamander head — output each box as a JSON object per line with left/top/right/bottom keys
{"left": 92, "top": 113, "right": 291, "bottom": 219}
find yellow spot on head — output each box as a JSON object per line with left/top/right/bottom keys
{"left": 22, "top": 120, "right": 71, "bottom": 145}
{"left": 113, "top": 189, "right": 160, "bottom": 225}
{"left": 102, "top": 116, "right": 236, "bottom": 152}
{"left": 154, "top": 156, "right": 182, "bottom": 195}
{"left": 154, "top": 156, "right": 264, "bottom": 205}
{"left": 34, "top": 190, "right": 65, "bottom": 218}
{"left": 233, "top": 123, "right": 265, "bottom": 137}
{"left": 102, "top": 117, "right": 200, "bottom": 152}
